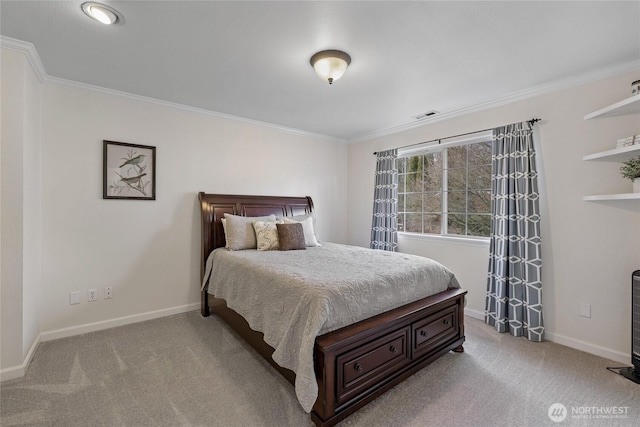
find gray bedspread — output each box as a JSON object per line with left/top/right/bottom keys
{"left": 201, "top": 242, "right": 460, "bottom": 412}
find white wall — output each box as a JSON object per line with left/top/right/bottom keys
{"left": 0, "top": 48, "right": 42, "bottom": 373}
{"left": 348, "top": 71, "right": 640, "bottom": 363}
{"left": 1, "top": 49, "right": 25, "bottom": 370}
{"left": 22, "top": 52, "right": 42, "bottom": 360}
{"left": 37, "top": 83, "right": 347, "bottom": 335}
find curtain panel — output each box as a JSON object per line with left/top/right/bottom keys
{"left": 485, "top": 122, "right": 544, "bottom": 342}
{"left": 370, "top": 149, "right": 398, "bottom": 251}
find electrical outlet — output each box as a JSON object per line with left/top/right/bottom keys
{"left": 70, "top": 291, "right": 80, "bottom": 305}
{"left": 579, "top": 303, "right": 591, "bottom": 318}
{"left": 88, "top": 288, "right": 98, "bottom": 302}
{"left": 104, "top": 287, "right": 112, "bottom": 299}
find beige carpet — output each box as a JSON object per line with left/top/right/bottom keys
{"left": 1, "top": 311, "right": 639, "bottom": 426}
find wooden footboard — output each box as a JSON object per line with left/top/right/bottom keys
{"left": 207, "top": 287, "right": 465, "bottom": 427}
{"left": 311, "top": 287, "right": 465, "bottom": 426}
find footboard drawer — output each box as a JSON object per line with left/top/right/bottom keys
{"left": 411, "top": 304, "right": 458, "bottom": 358}
{"left": 336, "top": 327, "right": 410, "bottom": 404}
{"left": 312, "top": 288, "right": 466, "bottom": 426}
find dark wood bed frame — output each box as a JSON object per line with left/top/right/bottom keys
{"left": 198, "top": 192, "right": 466, "bottom": 427}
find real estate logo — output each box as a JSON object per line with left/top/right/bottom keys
{"left": 548, "top": 403, "right": 568, "bottom": 423}
{"left": 547, "top": 403, "right": 630, "bottom": 422}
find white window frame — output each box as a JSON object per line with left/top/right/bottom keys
{"left": 397, "top": 131, "right": 492, "bottom": 241}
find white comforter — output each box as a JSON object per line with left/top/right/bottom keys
{"left": 201, "top": 243, "right": 460, "bottom": 412}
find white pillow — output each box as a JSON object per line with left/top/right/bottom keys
{"left": 221, "top": 218, "right": 228, "bottom": 248}
{"left": 283, "top": 216, "right": 321, "bottom": 247}
{"left": 252, "top": 221, "right": 282, "bottom": 251}
{"left": 223, "top": 213, "right": 276, "bottom": 250}
{"left": 278, "top": 213, "right": 321, "bottom": 242}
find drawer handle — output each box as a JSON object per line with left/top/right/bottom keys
{"left": 443, "top": 319, "right": 450, "bottom": 325}
{"left": 420, "top": 330, "right": 428, "bottom": 337}
{"left": 354, "top": 363, "right": 363, "bottom": 373}
{"left": 390, "top": 345, "right": 398, "bottom": 354}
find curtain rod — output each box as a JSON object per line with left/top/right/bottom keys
{"left": 373, "top": 118, "right": 541, "bottom": 155}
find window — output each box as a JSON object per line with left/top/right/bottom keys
{"left": 397, "top": 136, "right": 492, "bottom": 238}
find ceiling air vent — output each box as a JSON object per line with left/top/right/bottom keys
{"left": 412, "top": 110, "right": 438, "bottom": 120}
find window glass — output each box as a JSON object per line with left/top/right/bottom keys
{"left": 398, "top": 138, "right": 492, "bottom": 238}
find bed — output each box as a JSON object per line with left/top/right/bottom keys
{"left": 198, "top": 192, "right": 466, "bottom": 427}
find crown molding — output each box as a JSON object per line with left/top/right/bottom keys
{"left": 0, "top": 35, "right": 346, "bottom": 144}
{"left": 46, "top": 75, "right": 347, "bottom": 143}
{"left": 348, "top": 59, "right": 640, "bottom": 144}
{"left": 0, "top": 36, "right": 47, "bottom": 83}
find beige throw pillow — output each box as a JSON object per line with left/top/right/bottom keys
{"left": 252, "top": 221, "right": 281, "bottom": 251}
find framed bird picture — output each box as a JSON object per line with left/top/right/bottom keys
{"left": 103, "top": 140, "right": 156, "bottom": 200}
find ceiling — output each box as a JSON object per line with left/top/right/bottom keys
{"left": 1, "top": 1, "right": 639, "bottom": 142}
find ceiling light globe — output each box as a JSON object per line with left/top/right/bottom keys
{"left": 310, "top": 50, "right": 351, "bottom": 85}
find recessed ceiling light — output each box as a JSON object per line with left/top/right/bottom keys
{"left": 81, "top": 2, "right": 123, "bottom": 25}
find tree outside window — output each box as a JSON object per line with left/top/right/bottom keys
{"left": 398, "top": 140, "right": 492, "bottom": 238}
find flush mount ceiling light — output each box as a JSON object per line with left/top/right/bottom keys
{"left": 310, "top": 50, "right": 351, "bottom": 85}
{"left": 81, "top": 2, "right": 123, "bottom": 25}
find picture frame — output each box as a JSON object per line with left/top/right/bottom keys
{"left": 103, "top": 140, "right": 156, "bottom": 200}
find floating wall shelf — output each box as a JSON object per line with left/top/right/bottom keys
{"left": 583, "top": 93, "right": 640, "bottom": 201}
{"left": 583, "top": 193, "right": 640, "bottom": 201}
{"left": 583, "top": 144, "right": 640, "bottom": 161}
{"left": 584, "top": 94, "right": 640, "bottom": 120}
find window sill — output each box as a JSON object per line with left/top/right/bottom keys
{"left": 398, "top": 232, "right": 490, "bottom": 247}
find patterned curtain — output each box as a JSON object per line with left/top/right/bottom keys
{"left": 485, "top": 122, "right": 544, "bottom": 342}
{"left": 370, "top": 149, "right": 398, "bottom": 251}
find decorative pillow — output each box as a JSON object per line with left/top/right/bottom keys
{"left": 252, "top": 221, "right": 281, "bottom": 251}
{"left": 277, "top": 223, "right": 307, "bottom": 251}
{"left": 223, "top": 213, "right": 276, "bottom": 250}
{"left": 283, "top": 216, "right": 321, "bottom": 247}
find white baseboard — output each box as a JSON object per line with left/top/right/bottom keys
{"left": 1, "top": 303, "right": 199, "bottom": 382}
{"left": 41, "top": 303, "right": 200, "bottom": 342}
{"left": 464, "top": 308, "right": 630, "bottom": 365}
{"left": 3, "top": 303, "right": 631, "bottom": 381}
{"left": 464, "top": 308, "right": 485, "bottom": 320}
{"left": 0, "top": 334, "right": 41, "bottom": 382}
{"left": 544, "top": 331, "right": 630, "bottom": 365}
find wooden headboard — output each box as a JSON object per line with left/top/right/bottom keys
{"left": 198, "top": 192, "right": 314, "bottom": 282}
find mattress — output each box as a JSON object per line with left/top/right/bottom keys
{"left": 201, "top": 242, "right": 460, "bottom": 412}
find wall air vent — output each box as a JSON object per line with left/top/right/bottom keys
{"left": 412, "top": 111, "right": 439, "bottom": 120}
